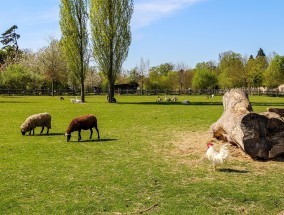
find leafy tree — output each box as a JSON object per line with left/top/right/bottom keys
{"left": 0, "top": 25, "right": 20, "bottom": 62}
{"left": 128, "top": 66, "right": 140, "bottom": 84}
{"left": 246, "top": 54, "right": 268, "bottom": 89}
{"left": 263, "top": 55, "right": 284, "bottom": 88}
{"left": 256, "top": 48, "right": 266, "bottom": 58}
{"left": 37, "top": 38, "right": 67, "bottom": 96}
{"left": 90, "top": 0, "right": 133, "bottom": 102}
{"left": 0, "top": 25, "right": 20, "bottom": 51}
{"left": 192, "top": 62, "right": 218, "bottom": 90}
{"left": 176, "top": 62, "right": 188, "bottom": 91}
{"left": 84, "top": 66, "right": 102, "bottom": 92}
{"left": 2, "top": 64, "right": 32, "bottom": 90}
{"left": 218, "top": 51, "right": 246, "bottom": 88}
{"left": 20, "top": 49, "right": 45, "bottom": 90}
{"left": 150, "top": 63, "right": 174, "bottom": 76}
{"left": 0, "top": 49, "right": 7, "bottom": 66}
{"left": 183, "top": 69, "right": 194, "bottom": 90}
{"left": 147, "top": 68, "right": 161, "bottom": 90}
{"left": 137, "top": 57, "right": 149, "bottom": 93}
{"left": 60, "top": 0, "right": 89, "bottom": 102}
{"left": 166, "top": 71, "right": 179, "bottom": 90}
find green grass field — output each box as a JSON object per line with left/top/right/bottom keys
{"left": 1, "top": 95, "right": 284, "bottom": 214}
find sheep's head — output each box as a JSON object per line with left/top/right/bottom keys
{"left": 65, "top": 133, "right": 71, "bottom": 142}
{"left": 20, "top": 125, "right": 27, "bottom": 135}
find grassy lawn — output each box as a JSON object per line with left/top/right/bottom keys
{"left": 0, "top": 94, "right": 283, "bottom": 214}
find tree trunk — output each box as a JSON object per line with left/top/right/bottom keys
{"left": 267, "top": 108, "right": 284, "bottom": 117}
{"left": 210, "top": 89, "right": 284, "bottom": 160}
{"left": 51, "top": 80, "right": 54, "bottom": 97}
{"left": 81, "top": 81, "right": 85, "bottom": 103}
{"left": 108, "top": 80, "right": 115, "bottom": 103}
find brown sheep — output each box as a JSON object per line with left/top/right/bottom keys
{"left": 65, "top": 114, "right": 100, "bottom": 142}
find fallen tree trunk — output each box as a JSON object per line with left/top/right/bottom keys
{"left": 267, "top": 107, "right": 284, "bottom": 117}
{"left": 210, "top": 89, "right": 284, "bottom": 160}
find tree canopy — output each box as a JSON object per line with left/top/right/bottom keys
{"left": 90, "top": 0, "right": 133, "bottom": 102}
{"left": 60, "top": 0, "right": 89, "bottom": 102}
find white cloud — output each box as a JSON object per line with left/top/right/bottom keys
{"left": 132, "top": 0, "right": 204, "bottom": 28}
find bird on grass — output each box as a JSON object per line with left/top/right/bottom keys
{"left": 206, "top": 142, "right": 230, "bottom": 171}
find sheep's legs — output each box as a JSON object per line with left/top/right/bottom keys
{"left": 89, "top": 128, "right": 93, "bottom": 139}
{"left": 78, "top": 130, "right": 81, "bottom": 141}
{"left": 95, "top": 126, "right": 100, "bottom": 139}
{"left": 40, "top": 127, "right": 44, "bottom": 134}
{"left": 46, "top": 128, "right": 49, "bottom": 135}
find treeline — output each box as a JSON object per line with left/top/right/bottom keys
{"left": 0, "top": 26, "right": 283, "bottom": 95}
{"left": 133, "top": 48, "right": 284, "bottom": 92}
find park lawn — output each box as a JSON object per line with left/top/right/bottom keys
{"left": 0, "top": 95, "right": 283, "bottom": 214}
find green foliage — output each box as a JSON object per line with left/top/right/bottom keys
{"left": 38, "top": 38, "right": 68, "bottom": 95}
{"left": 0, "top": 25, "right": 21, "bottom": 64}
{"left": 0, "top": 95, "right": 284, "bottom": 214}
{"left": 192, "top": 62, "right": 218, "bottom": 90}
{"left": 90, "top": 0, "right": 133, "bottom": 102}
{"left": 149, "top": 63, "right": 174, "bottom": 76}
{"left": 246, "top": 56, "right": 268, "bottom": 88}
{"left": 60, "top": 0, "right": 89, "bottom": 102}
{"left": 218, "top": 51, "right": 246, "bottom": 88}
{"left": 256, "top": 48, "right": 266, "bottom": 58}
{"left": 2, "top": 64, "right": 33, "bottom": 89}
{"left": 263, "top": 55, "right": 284, "bottom": 88}
{"left": 0, "top": 25, "right": 20, "bottom": 50}
{"left": 0, "top": 49, "right": 7, "bottom": 65}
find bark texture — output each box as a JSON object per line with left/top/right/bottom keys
{"left": 210, "top": 89, "right": 284, "bottom": 159}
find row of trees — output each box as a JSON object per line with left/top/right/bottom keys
{"left": 1, "top": 4, "right": 283, "bottom": 97}
{"left": 1, "top": 38, "right": 283, "bottom": 95}
{"left": 127, "top": 49, "right": 284, "bottom": 92}
{"left": 1, "top": 0, "right": 134, "bottom": 103}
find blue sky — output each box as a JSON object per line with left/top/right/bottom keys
{"left": 1, "top": 0, "right": 284, "bottom": 70}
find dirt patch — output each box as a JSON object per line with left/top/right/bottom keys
{"left": 170, "top": 130, "right": 253, "bottom": 165}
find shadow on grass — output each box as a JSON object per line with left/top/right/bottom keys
{"left": 117, "top": 101, "right": 223, "bottom": 106}
{"left": 0, "top": 101, "right": 32, "bottom": 104}
{"left": 48, "top": 133, "right": 66, "bottom": 136}
{"left": 23, "top": 132, "right": 65, "bottom": 136}
{"left": 251, "top": 102, "right": 284, "bottom": 107}
{"left": 69, "top": 138, "right": 117, "bottom": 143}
{"left": 219, "top": 168, "right": 249, "bottom": 173}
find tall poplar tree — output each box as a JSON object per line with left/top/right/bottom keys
{"left": 60, "top": 0, "right": 89, "bottom": 102}
{"left": 90, "top": 0, "right": 133, "bottom": 102}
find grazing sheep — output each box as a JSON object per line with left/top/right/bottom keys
{"left": 171, "top": 96, "right": 177, "bottom": 102}
{"left": 65, "top": 114, "right": 100, "bottom": 142}
{"left": 165, "top": 97, "right": 171, "bottom": 102}
{"left": 20, "top": 112, "right": 51, "bottom": 135}
{"left": 60, "top": 96, "right": 64, "bottom": 100}
{"left": 157, "top": 96, "right": 163, "bottom": 103}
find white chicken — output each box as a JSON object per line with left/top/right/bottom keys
{"left": 206, "top": 142, "right": 230, "bottom": 170}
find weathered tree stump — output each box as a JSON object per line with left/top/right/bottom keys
{"left": 210, "top": 89, "right": 284, "bottom": 160}
{"left": 267, "top": 107, "right": 284, "bottom": 117}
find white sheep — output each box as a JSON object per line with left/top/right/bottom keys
{"left": 182, "top": 100, "right": 190, "bottom": 105}
{"left": 20, "top": 112, "right": 51, "bottom": 135}
{"left": 70, "top": 96, "right": 82, "bottom": 103}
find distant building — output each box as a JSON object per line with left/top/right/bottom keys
{"left": 114, "top": 83, "right": 139, "bottom": 94}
